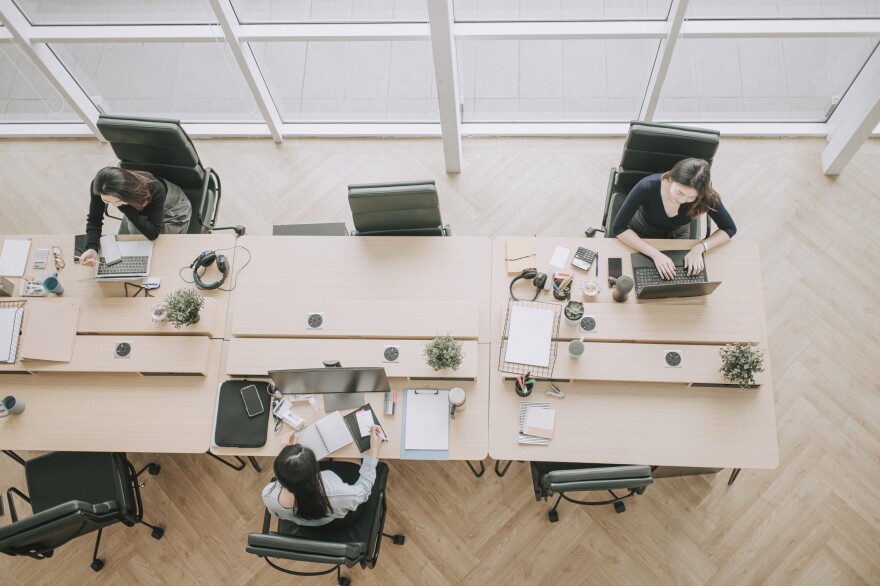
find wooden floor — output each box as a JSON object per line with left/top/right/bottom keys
{"left": 1, "top": 136, "right": 879, "bottom": 585}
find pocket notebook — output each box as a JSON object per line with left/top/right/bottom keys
{"left": 343, "top": 404, "right": 386, "bottom": 454}
{"left": 298, "top": 411, "right": 354, "bottom": 460}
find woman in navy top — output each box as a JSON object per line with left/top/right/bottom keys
{"left": 611, "top": 158, "right": 736, "bottom": 279}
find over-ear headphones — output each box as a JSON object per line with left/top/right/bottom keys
{"left": 190, "top": 250, "right": 228, "bottom": 290}
{"left": 509, "top": 268, "right": 547, "bottom": 301}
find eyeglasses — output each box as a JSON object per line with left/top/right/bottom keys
{"left": 51, "top": 246, "right": 65, "bottom": 270}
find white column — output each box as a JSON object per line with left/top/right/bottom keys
{"left": 821, "top": 46, "right": 880, "bottom": 175}
{"left": 426, "top": 0, "right": 462, "bottom": 174}
{"left": 639, "top": 0, "right": 689, "bottom": 121}
{"left": 0, "top": 0, "right": 103, "bottom": 138}
{"left": 208, "top": 0, "right": 283, "bottom": 142}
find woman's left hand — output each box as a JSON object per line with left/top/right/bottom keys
{"left": 684, "top": 246, "right": 705, "bottom": 276}
{"left": 282, "top": 431, "right": 298, "bottom": 446}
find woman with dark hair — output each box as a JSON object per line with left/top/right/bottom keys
{"left": 262, "top": 426, "right": 384, "bottom": 526}
{"left": 80, "top": 167, "right": 192, "bottom": 266}
{"left": 611, "top": 157, "right": 737, "bottom": 279}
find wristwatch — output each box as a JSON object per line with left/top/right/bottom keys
{"left": 701, "top": 241, "right": 709, "bottom": 253}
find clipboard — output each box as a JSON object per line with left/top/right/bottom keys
{"left": 400, "top": 389, "right": 449, "bottom": 460}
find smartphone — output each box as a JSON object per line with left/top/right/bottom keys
{"left": 608, "top": 257, "right": 622, "bottom": 285}
{"left": 240, "top": 384, "right": 264, "bottom": 417}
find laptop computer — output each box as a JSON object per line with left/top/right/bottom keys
{"left": 631, "top": 250, "right": 721, "bottom": 299}
{"left": 95, "top": 240, "right": 153, "bottom": 281}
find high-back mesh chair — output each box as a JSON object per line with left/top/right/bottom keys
{"left": 531, "top": 462, "right": 653, "bottom": 523}
{"left": 0, "top": 451, "right": 164, "bottom": 572}
{"left": 97, "top": 114, "right": 243, "bottom": 235}
{"left": 246, "top": 461, "right": 404, "bottom": 586}
{"left": 348, "top": 180, "right": 451, "bottom": 236}
{"left": 586, "top": 121, "right": 720, "bottom": 239}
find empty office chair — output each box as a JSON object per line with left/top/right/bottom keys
{"left": 531, "top": 462, "right": 652, "bottom": 523}
{"left": 247, "top": 461, "right": 404, "bottom": 585}
{"left": 0, "top": 451, "right": 164, "bottom": 572}
{"left": 585, "top": 121, "right": 720, "bottom": 239}
{"left": 273, "top": 222, "right": 348, "bottom": 236}
{"left": 348, "top": 180, "right": 451, "bottom": 236}
{"left": 97, "top": 114, "right": 244, "bottom": 236}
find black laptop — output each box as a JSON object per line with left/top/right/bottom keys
{"left": 631, "top": 251, "right": 722, "bottom": 299}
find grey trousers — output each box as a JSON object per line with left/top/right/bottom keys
{"left": 121, "top": 180, "right": 192, "bottom": 236}
{"left": 627, "top": 208, "right": 691, "bottom": 239}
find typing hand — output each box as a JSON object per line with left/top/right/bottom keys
{"left": 651, "top": 253, "right": 676, "bottom": 280}
{"left": 80, "top": 249, "right": 98, "bottom": 267}
{"left": 369, "top": 425, "right": 384, "bottom": 458}
{"left": 684, "top": 247, "right": 705, "bottom": 276}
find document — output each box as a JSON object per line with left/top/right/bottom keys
{"left": 505, "top": 306, "right": 554, "bottom": 368}
{"left": 0, "top": 238, "right": 31, "bottom": 277}
{"left": 19, "top": 303, "right": 80, "bottom": 362}
{"left": 518, "top": 402, "right": 552, "bottom": 446}
{"left": 297, "top": 411, "right": 353, "bottom": 460}
{"left": 404, "top": 389, "right": 449, "bottom": 451}
{"left": 0, "top": 307, "right": 23, "bottom": 363}
{"left": 356, "top": 409, "right": 373, "bottom": 437}
{"left": 524, "top": 406, "right": 556, "bottom": 439}
{"left": 505, "top": 239, "right": 535, "bottom": 274}
{"left": 549, "top": 245, "right": 570, "bottom": 269}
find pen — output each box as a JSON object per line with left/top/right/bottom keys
{"left": 595, "top": 253, "right": 599, "bottom": 276}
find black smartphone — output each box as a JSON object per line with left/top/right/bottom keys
{"left": 240, "top": 384, "right": 264, "bottom": 417}
{"left": 608, "top": 257, "right": 622, "bottom": 285}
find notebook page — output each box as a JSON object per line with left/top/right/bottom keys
{"left": 314, "top": 411, "right": 354, "bottom": 456}
{"left": 297, "top": 423, "right": 330, "bottom": 460}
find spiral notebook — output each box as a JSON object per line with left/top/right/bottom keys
{"left": 297, "top": 411, "right": 354, "bottom": 460}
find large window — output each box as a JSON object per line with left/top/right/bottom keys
{"left": 13, "top": 0, "right": 216, "bottom": 24}
{"left": 0, "top": 43, "right": 78, "bottom": 121}
{"left": 453, "top": 0, "right": 672, "bottom": 21}
{"left": 231, "top": 0, "right": 428, "bottom": 23}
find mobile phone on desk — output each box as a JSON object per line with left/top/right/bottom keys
{"left": 608, "top": 257, "right": 622, "bottom": 285}
{"left": 240, "top": 384, "right": 264, "bottom": 417}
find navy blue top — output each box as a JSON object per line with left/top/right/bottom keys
{"left": 611, "top": 174, "right": 737, "bottom": 238}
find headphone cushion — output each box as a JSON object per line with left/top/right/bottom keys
{"left": 217, "top": 254, "right": 228, "bottom": 274}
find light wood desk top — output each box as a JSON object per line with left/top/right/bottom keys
{"left": 0, "top": 340, "right": 223, "bottom": 453}
{"left": 212, "top": 343, "right": 490, "bottom": 461}
{"left": 489, "top": 237, "right": 778, "bottom": 469}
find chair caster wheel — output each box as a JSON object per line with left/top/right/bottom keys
{"left": 338, "top": 577, "right": 351, "bottom": 586}
{"left": 91, "top": 559, "right": 105, "bottom": 572}
{"left": 392, "top": 535, "right": 405, "bottom": 545}
{"left": 614, "top": 502, "right": 626, "bottom": 514}
{"left": 148, "top": 464, "right": 160, "bottom": 475}
{"left": 548, "top": 510, "right": 559, "bottom": 523}
{"left": 151, "top": 527, "right": 165, "bottom": 540}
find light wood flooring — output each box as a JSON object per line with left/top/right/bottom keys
{"left": 1, "top": 136, "right": 879, "bottom": 585}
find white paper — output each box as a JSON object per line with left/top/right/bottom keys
{"left": 0, "top": 238, "right": 31, "bottom": 277}
{"left": 549, "top": 246, "right": 570, "bottom": 269}
{"left": 0, "top": 307, "right": 23, "bottom": 362}
{"left": 505, "top": 306, "right": 554, "bottom": 368}
{"left": 404, "top": 389, "right": 449, "bottom": 450}
{"left": 298, "top": 411, "right": 352, "bottom": 460}
{"left": 356, "top": 409, "right": 373, "bottom": 437}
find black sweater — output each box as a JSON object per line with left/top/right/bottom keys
{"left": 86, "top": 177, "right": 167, "bottom": 251}
{"left": 611, "top": 174, "right": 737, "bottom": 238}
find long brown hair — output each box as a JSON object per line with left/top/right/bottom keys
{"left": 661, "top": 158, "right": 720, "bottom": 218}
{"left": 274, "top": 444, "right": 333, "bottom": 520}
{"left": 92, "top": 167, "right": 154, "bottom": 211}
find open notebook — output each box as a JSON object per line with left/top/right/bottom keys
{"left": 297, "top": 411, "right": 354, "bottom": 460}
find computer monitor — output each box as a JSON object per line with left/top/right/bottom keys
{"left": 268, "top": 367, "right": 391, "bottom": 411}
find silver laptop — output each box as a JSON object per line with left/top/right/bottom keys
{"left": 95, "top": 240, "right": 153, "bottom": 280}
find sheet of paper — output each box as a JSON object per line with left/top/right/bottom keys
{"left": 356, "top": 409, "right": 373, "bottom": 437}
{"left": 504, "top": 306, "right": 554, "bottom": 368}
{"left": 0, "top": 238, "right": 31, "bottom": 277}
{"left": 524, "top": 407, "right": 556, "bottom": 439}
{"left": 0, "top": 307, "right": 23, "bottom": 363}
{"left": 404, "top": 389, "right": 449, "bottom": 450}
{"left": 549, "top": 245, "right": 570, "bottom": 269}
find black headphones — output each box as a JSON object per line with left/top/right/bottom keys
{"left": 190, "top": 250, "right": 228, "bottom": 290}
{"left": 509, "top": 268, "right": 547, "bottom": 301}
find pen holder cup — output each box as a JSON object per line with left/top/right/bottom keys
{"left": 514, "top": 378, "right": 534, "bottom": 397}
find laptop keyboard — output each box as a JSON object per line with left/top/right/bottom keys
{"left": 97, "top": 256, "right": 149, "bottom": 276}
{"left": 634, "top": 266, "right": 707, "bottom": 289}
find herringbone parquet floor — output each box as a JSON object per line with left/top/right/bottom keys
{"left": 0, "top": 136, "right": 878, "bottom": 585}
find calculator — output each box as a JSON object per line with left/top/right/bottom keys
{"left": 570, "top": 247, "right": 597, "bottom": 271}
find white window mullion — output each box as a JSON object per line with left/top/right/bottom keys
{"left": 639, "top": 0, "right": 689, "bottom": 121}
{"left": 427, "top": 0, "right": 462, "bottom": 173}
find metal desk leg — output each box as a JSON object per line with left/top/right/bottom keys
{"left": 494, "top": 460, "right": 514, "bottom": 478}
{"left": 728, "top": 468, "right": 741, "bottom": 486}
{"left": 466, "top": 460, "right": 486, "bottom": 478}
{"left": 2, "top": 450, "right": 26, "bottom": 466}
{"left": 207, "top": 452, "right": 246, "bottom": 471}
{"left": 247, "top": 456, "right": 262, "bottom": 473}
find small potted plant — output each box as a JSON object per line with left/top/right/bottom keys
{"left": 719, "top": 343, "right": 764, "bottom": 388}
{"left": 563, "top": 300, "right": 584, "bottom": 325}
{"left": 424, "top": 335, "right": 465, "bottom": 372}
{"left": 164, "top": 288, "right": 205, "bottom": 329}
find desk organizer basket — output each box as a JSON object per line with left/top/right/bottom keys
{"left": 499, "top": 299, "right": 560, "bottom": 378}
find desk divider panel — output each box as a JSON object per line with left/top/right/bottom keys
{"left": 232, "top": 300, "right": 479, "bottom": 339}
{"left": 74, "top": 297, "right": 218, "bottom": 337}
{"left": 226, "top": 338, "right": 479, "bottom": 380}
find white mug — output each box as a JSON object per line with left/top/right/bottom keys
{"left": 0, "top": 395, "right": 25, "bottom": 417}
{"left": 449, "top": 387, "right": 466, "bottom": 419}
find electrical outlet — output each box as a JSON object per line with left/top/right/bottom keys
{"left": 383, "top": 345, "right": 400, "bottom": 363}
{"left": 115, "top": 341, "right": 132, "bottom": 359}
{"left": 306, "top": 312, "right": 324, "bottom": 329}
{"left": 579, "top": 316, "right": 598, "bottom": 333}
{"left": 664, "top": 350, "right": 683, "bottom": 368}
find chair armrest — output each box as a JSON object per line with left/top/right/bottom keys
{"left": 198, "top": 167, "right": 221, "bottom": 231}
{"left": 600, "top": 167, "right": 617, "bottom": 228}
{"left": 443, "top": 224, "right": 452, "bottom": 236}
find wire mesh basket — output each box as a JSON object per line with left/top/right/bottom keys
{"left": 0, "top": 300, "right": 25, "bottom": 364}
{"left": 498, "top": 299, "right": 560, "bottom": 378}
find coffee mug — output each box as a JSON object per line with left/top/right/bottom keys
{"left": 43, "top": 272, "right": 64, "bottom": 295}
{"left": 0, "top": 395, "right": 25, "bottom": 418}
{"left": 568, "top": 338, "right": 586, "bottom": 359}
{"left": 448, "top": 387, "right": 467, "bottom": 419}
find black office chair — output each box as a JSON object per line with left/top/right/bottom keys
{"left": 246, "top": 461, "right": 404, "bottom": 586}
{"left": 585, "top": 121, "right": 720, "bottom": 239}
{"left": 96, "top": 114, "right": 244, "bottom": 236}
{"left": 273, "top": 222, "right": 349, "bottom": 236}
{"left": 531, "top": 462, "right": 652, "bottom": 523}
{"left": 0, "top": 451, "right": 164, "bottom": 572}
{"left": 348, "top": 180, "right": 451, "bottom": 236}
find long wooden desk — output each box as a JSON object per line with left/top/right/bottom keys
{"left": 0, "top": 233, "right": 235, "bottom": 453}
{"left": 216, "top": 235, "right": 492, "bottom": 461}
{"left": 489, "top": 237, "right": 779, "bottom": 470}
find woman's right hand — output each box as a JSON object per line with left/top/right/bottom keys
{"left": 651, "top": 252, "right": 676, "bottom": 280}
{"left": 80, "top": 249, "right": 98, "bottom": 267}
{"left": 369, "top": 425, "right": 384, "bottom": 458}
